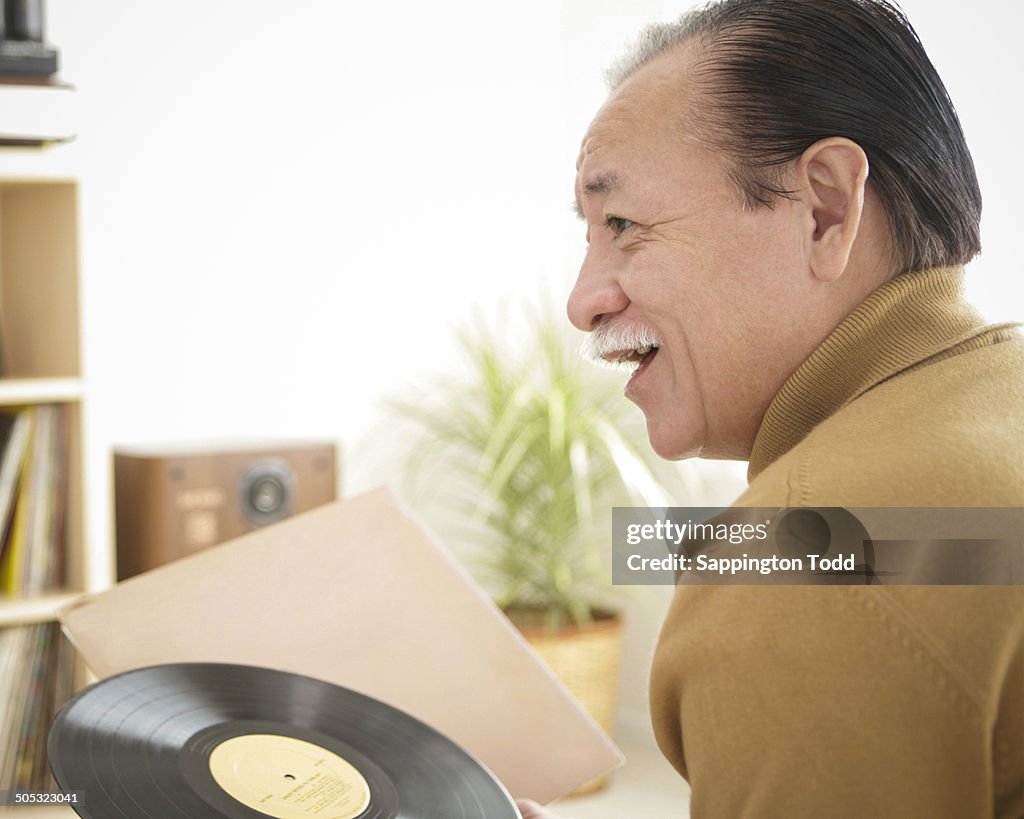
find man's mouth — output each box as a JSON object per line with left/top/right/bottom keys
{"left": 604, "top": 344, "right": 659, "bottom": 371}
{"left": 581, "top": 320, "right": 662, "bottom": 376}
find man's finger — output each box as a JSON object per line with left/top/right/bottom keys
{"left": 515, "top": 798, "right": 565, "bottom": 819}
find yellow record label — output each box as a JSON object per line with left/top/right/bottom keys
{"left": 208, "top": 733, "right": 371, "bottom": 819}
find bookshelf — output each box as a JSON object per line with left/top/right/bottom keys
{"left": 0, "top": 179, "right": 84, "bottom": 595}
{"left": 0, "top": 129, "right": 106, "bottom": 814}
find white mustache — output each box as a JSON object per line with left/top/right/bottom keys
{"left": 581, "top": 321, "right": 662, "bottom": 369}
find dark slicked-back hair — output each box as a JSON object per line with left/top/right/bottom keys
{"left": 607, "top": 0, "right": 982, "bottom": 273}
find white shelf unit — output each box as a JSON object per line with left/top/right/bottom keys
{"left": 0, "top": 163, "right": 108, "bottom": 815}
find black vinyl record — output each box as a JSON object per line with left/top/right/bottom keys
{"left": 48, "top": 663, "right": 521, "bottom": 819}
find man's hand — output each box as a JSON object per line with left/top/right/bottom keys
{"left": 516, "top": 799, "right": 566, "bottom": 818}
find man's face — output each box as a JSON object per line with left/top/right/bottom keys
{"left": 569, "top": 48, "right": 813, "bottom": 461}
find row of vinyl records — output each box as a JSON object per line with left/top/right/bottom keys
{"left": 0, "top": 403, "right": 68, "bottom": 595}
{"left": 0, "top": 622, "right": 74, "bottom": 792}
{"left": 0, "top": 404, "right": 72, "bottom": 791}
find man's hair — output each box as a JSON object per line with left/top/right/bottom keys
{"left": 607, "top": 0, "right": 982, "bottom": 273}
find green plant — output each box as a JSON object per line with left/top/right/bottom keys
{"left": 392, "top": 308, "right": 674, "bottom": 631}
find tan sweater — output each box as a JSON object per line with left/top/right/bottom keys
{"left": 650, "top": 267, "right": 1024, "bottom": 818}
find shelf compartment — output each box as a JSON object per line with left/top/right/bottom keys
{"left": 0, "top": 181, "right": 80, "bottom": 380}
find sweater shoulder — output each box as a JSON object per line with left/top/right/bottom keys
{"left": 741, "top": 337, "right": 1024, "bottom": 507}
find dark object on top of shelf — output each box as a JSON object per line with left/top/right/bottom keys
{"left": 5, "top": 0, "right": 44, "bottom": 40}
{"left": 0, "top": 0, "right": 59, "bottom": 77}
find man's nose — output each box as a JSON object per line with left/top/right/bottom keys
{"left": 567, "top": 247, "right": 629, "bottom": 331}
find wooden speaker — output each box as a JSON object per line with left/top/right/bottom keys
{"left": 114, "top": 440, "right": 337, "bottom": 579}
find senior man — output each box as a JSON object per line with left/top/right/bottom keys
{"left": 519, "top": 0, "right": 1023, "bottom": 817}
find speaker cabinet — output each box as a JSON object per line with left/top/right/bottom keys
{"left": 114, "top": 440, "right": 337, "bottom": 579}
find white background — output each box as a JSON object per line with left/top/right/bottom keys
{"left": 47, "top": 0, "right": 1024, "bottom": 733}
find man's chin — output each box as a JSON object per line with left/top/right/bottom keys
{"left": 645, "top": 417, "right": 702, "bottom": 461}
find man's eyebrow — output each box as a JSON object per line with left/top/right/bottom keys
{"left": 573, "top": 172, "right": 620, "bottom": 221}
{"left": 583, "top": 172, "right": 619, "bottom": 196}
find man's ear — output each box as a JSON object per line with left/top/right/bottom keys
{"left": 795, "top": 137, "right": 869, "bottom": 282}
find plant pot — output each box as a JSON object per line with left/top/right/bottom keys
{"left": 511, "top": 608, "right": 623, "bottom": 795}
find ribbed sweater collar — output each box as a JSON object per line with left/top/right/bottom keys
{"left": 747, "top": 266, "right": 1017, "bottom": 480}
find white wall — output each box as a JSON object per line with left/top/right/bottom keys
{"left": 49, "top": 1, "right": 568, "bottom": 457}
{"left": 46, "top": 0, "right": 1023, "bottom": 734}
{"left": 48, "top": 0, "right": 1022, "bottom": 473}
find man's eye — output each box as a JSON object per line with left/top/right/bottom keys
{"left": 604, "top": 215, "right": 634, "bottom": 237}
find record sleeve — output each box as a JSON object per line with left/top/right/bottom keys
{"left": 59, "top": 488, "right": 622, "bottom": 802}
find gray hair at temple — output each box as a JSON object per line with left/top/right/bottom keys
{"left": 606, "top": 0, "right": 982, "bottom": 274}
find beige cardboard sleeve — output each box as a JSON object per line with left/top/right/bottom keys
{"left": 59, "top": 487, "right": 623, "bottom": 802}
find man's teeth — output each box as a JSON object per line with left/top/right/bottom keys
{"left": 615, "top": 344, "right": 657, "bottom": 364}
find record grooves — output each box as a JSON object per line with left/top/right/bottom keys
{"left": 48, "top": 663, "right": 521, "bottom": 819}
